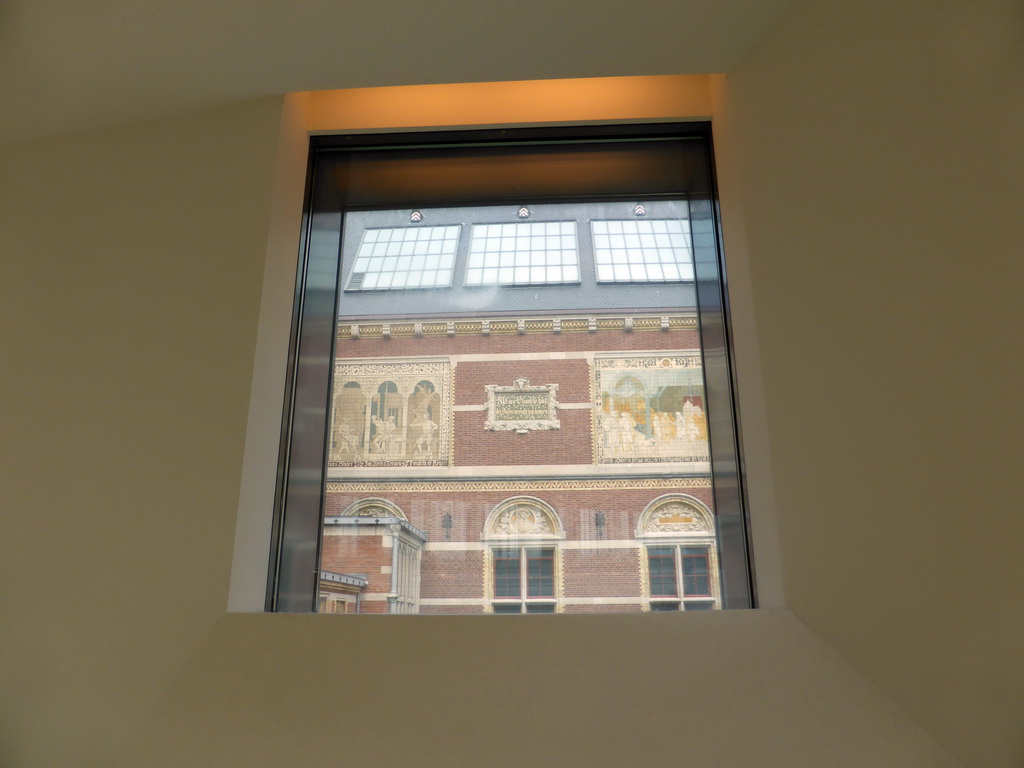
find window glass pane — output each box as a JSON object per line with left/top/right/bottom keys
{"left": 526, "top": 548, "right": 554, "bottom": 598}
{"left": 494, "top": 549, "right": 521, "bottom": 598}
{"left": 684, "top": 602, "right": 714, "bottom": 611}
{"left": 681, "top": 550, "right": 710, "bottom": 596}
{"left": 318, "top": 202, "right": 724, "bottom": 615}
{"left": 649, "top": 602, "right": 680, "bottom": 612}
{"left": 492, "top": 603, "right": 522, "bottom": 614}
{"left": 648, "top": 548, "right": 678, "bottom": 597}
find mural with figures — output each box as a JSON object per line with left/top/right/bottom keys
{"left": 593, "top": 354, "right": 709, "bottom": 464}
{"left": 329, "top": 360, "right": 451, "bottom": 467}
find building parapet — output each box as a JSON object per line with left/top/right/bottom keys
{"left": 324, "top": 515, "right": 428, "bottom": 542}
{"left": 338, "top": 314, "right": 695, "bottom": 341}
{"left": 318, "top": 570, "right": 369, "bottom": 589}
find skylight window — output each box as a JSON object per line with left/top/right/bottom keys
{"left": 591, "top": 219, "right": 693, "bottom": 283}
{"left": 347, "top": 225, "right": 459, "bottom": 291}
{"left": 465, "top": 221, "right": 579, "bottom": 286}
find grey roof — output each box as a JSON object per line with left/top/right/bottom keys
{"left": 330, "top": 201, "right": 709, "bottom": 320}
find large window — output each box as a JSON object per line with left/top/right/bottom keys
{"left": 269, "top": 123, "right": 752, "bottom": 614}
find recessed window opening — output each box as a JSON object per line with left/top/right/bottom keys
{"left": 269, "top": 123, "right": 753, "bottom": 614}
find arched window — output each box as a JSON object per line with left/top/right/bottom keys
{"left": 636, "top": 494, "right": 720, "bottom": 611}
{"left": 482, "top": 497, "right": 564, "bottom": 614}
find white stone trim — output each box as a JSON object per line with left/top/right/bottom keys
{"left": 418, "top": 598, "right": 487, "bottom": 606}
{"left": 453, "top": 401, "right": 594, "bottom": 412}
{"left": 560, "top": 597, "right": 645, "bottom": 605}
{"left": 327, "top": 462, "right": 711, "bottom": 481}
{"left": 560, "top": 540, "right": 640, "bottom": 550}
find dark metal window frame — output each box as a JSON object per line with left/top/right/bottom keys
{"left": 267, "top": 122, "right": 756, "bottom": 612}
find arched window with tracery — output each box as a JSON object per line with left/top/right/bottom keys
{"left": 482, "top": 497, "right": 564, "bottom": 614}
{"left": 636, "top": 494, "right": 720, "bottom": 611}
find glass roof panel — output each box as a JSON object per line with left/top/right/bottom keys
{"left": 346, "top": 225, "right": 459, "bottom": 291}
{"left": 591, "top": 219, "right": 694, "bottom": 283}
{"left": 465, "top": 222, "right": 579, "bottom": 286}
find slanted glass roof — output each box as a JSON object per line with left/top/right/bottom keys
{"left": 465, "top": 222, "right": 579, "bottom": 286}
{"left": 346, "top": 225, "right": 460, "bottom": 291}
{"left": 591, "top": 219, "right": 693, "bottom": 283}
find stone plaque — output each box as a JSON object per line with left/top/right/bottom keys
{"left": 484, "top": 378, "right": 560, "bottom": 433}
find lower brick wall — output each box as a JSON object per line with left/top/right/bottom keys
{"left": 420, "top": 605, "right": 485, "bottom": 615}
{"left": 323, "top": 482, "right": 715, "bottom": 613}
{"left": 563, "top": 548, "right": 641, "bottom": 598}
{"left": 320, "top": 532, "right": 391, "bottom": 595}
{"left": 421, "top": 550, "right": 484, "bottom": 599}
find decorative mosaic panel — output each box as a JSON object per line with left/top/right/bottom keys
{"left": 593, "top": 355, "right": 710, "bottom": 464}
{"left": 329, "top": 360, "right": 451, "bottom": 467}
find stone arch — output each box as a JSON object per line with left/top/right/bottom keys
{"left": 636, "top": 494, "right": 714, "bottom": 537}
{"left": 340, "top": 497, "right": 408, "bottom": 521}
{"left": 483, "top": 496, "right": 564, "bottom": 539}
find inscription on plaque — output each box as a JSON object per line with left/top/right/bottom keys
{"left": 494, "top": 392, "right": 550, "bottom": 421}
{"left": 485, "top": 378, "right": 560, "bottom": 433}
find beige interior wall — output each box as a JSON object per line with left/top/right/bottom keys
{"left": 3, "top": 4, "right": 1018, "bottom": 763}
{"left": 721, "top": 1, "right": 1024, "bottom": 767}
{"left": 0, "top": 97, "right": 286, "bottom": 767}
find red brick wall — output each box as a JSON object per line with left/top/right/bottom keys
{"left": 563, "top": 548, "right": 642, "bottom": 598}
{"left": 454, "top": 410, "right": 593, "bottom": 466}
{"left": 421, "top": 550, "right": 484, "bottom": 599}
{"left": 327, "top": 323, "right": 716, "bottom": 614}
{"left": 323, "top": 485, "right": 714, "bottom": 613}
{"left": 327, "top": 486, "right": 713, "bottom": 543}
{"left": 320, "top": 532, "right": 390, "bottom": 595}
{"left": 454, "top": 358, "right": 591, "bottom": 404}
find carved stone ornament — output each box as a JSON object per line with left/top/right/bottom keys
{"left": 493, "top": 505, "right": 555, "bottom": 536}
{"left": 484, "top": 378, "right": 560, "bottom": 433}
{"left": 485, "top": 497, "right": 562, "bottom": 539}
{"left": 647, "top": 503, "right": 708, "bottom": 532}
{"left": 341, "top": 497, "right": 408, "bottom": 521}
{"left": 638, "top": 495, "right": 713, "bottom": 536}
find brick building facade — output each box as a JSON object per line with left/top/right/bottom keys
{"left": 319, "top": 311, "right": 721, "bottom": 614}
